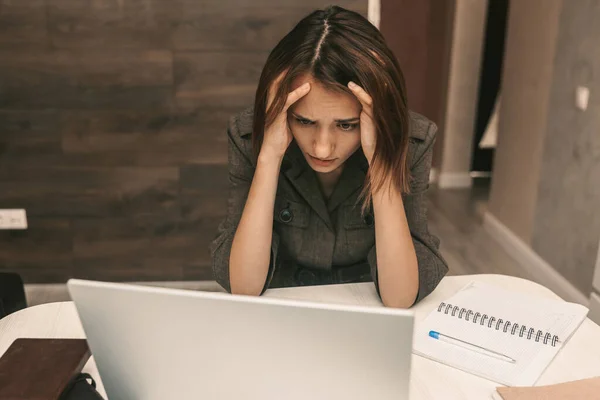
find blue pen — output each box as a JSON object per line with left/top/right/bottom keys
{"left": 429, "top": 330, "right": 516, "bottom": 363}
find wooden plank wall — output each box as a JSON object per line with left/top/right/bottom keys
{"left": 0, "top": 0, "right": 367, "bottom": 283}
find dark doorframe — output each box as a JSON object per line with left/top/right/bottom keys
{"left": 471, "top": 0, "right": 509, "bottom": 175}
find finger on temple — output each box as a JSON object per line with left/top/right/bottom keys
{"left": 348, "top": 82, "right": 373, "bottom": 108}
{"left": 283, "top": 83, "right": 310, "bottom": 111}
{"left": 267, "top": 70, "right": 288, "bottom": 109}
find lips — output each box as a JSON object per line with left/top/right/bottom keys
{"left": 312, "top": 156, "right": 334, "bottom": 162}
{"left": 309, "top": 155, "right": 336, "bottom": 166}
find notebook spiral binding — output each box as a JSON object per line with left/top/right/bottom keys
{"left": 436, "top": 302, "right": 561, "bottom": 347}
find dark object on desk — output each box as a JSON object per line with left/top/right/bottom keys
{"left": 0, "top": 272, "right": 27, "bottom": 319}
{"left": 59, "top": 373, "right": 104, "bottom": 400}
{"left": 0, "top": 338, "right": 103, "bottom": 400}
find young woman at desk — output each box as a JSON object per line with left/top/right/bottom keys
{"left": 211, "top": 6, "right": 447, "bottom": 308}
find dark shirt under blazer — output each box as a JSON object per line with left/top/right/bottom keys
{"left": 211, "top": 107, "right": 448, "bottom": 305}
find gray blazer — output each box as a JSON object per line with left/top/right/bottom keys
{"left": 210, "top": 107, "right": 448, "bottom": 304}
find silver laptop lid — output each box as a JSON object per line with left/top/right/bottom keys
{"left": 68, "top": 279, "right": 414, "bottom": 400}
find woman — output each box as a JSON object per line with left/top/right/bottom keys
{"left": 211, "top": 5, "right": 447, "bottom": 308}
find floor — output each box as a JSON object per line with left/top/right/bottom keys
{"left": 24, "top": 179, "right": 533, "bottom": 307}
{"left": 428, "top": 179, "right": 534, "bottom": 280}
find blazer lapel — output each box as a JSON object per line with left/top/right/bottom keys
{"left": 283, "top": 142, "right": 334, "bottom": 232}
{"left": 326, "top": 149, "right": 369, "bottom": 213}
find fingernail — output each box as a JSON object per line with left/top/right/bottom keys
{"left": 348, "top": 81, "right": 356, "bottom": 88}
{"left": 302, "top": 82, "right": 310, "bottom": 90}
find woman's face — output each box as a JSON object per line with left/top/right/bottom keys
{"left": 287, "top": 74, "right": 362, "bottom": 175}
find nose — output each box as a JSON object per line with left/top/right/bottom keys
{"left": 312, "top": 128, "right": 335, "bottom": 159}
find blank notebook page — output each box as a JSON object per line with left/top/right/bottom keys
{"left": 413, "top": 281, "right": 589, "bottom": 386}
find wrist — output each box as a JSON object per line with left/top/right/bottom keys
{"left": 371, "top": 177, "right": 400, "bottom": 202}
{"left": 257, "top": 149, "right": 284, "bottom": 168}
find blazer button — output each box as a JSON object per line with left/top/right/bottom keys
{"left": 295, "top": 268, "right": 317, "bottom": 285}
{"left": 279, "top": 208, "right": 293, "bottom": 223}
{"left": 364, "top": 214, "right": 374, "bottom": 227}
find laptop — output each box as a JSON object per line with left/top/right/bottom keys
{"left": 67, "top": 279, "right": 414, "bottom": 400}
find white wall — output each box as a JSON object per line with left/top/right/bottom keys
{"left": 591, "top": 241, "right": 600, "bottom": 324}
{"left": 438, "top": 0, "right": 487, "bottom": 189}
{"left": 368, "top": 0, "right": 380, "bottom": 28}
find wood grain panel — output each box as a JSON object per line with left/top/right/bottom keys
{"left": 179, "top": 164, "right": 228, "bottom": 191}
{"left": 0, "top": 49, "right": 173, "bottom": 86}
{"left": 72, "top": 257, "right": 215, "bottom": 281}
{"left": 0, "top": 0, "right": 370, "bottom": 283}
{"left": 0, "top": 0, "right": 48, "bottom": 47}
{"left": 46, "top": 0, "right": 368, "bottom": 51}
{"left": 180, "top": 164, "right": 229, "bottom": 219}
{"left": 0, "top": 191, "right": 179, "bottom": 219}
{"left": 47, "top": 0, "right": 175, "bottom": 49}
{"left": 174, "top": 52, "right": 267, "bottom": 108}
{"left": 177, "top": 0, "right": 367, "bottom": 13}
{"left": 69, "top": 164, "right": 229, "bottom": 281}
{"left": 180, "top": 191, "right": 228, "bottom": 223}
{"left": 71, "top": 217, "right": 204, "bottom": 258}
{"left": 0, "top": 87, "right": 173, "bottom": 110}
{"left": 0, "top": 167, "right": 180, "bottom": 218}
{"left": 0, "top": 219, "right": 71, "bottom": 259}
{"left": 172, "top": 7, "right": 325, "bottom": 51}
{"left": 0, "top": 111, "right": 62, "bottom": 162}
{"left": 2, "top": 267, "right": 76, "bottom": 284}
{"left": 0, "top": 50, "right": 173, "bottom": 109}
{"left": 60, "top": 108, "right": 233, "bottom": 166}
{"left": 72, "top": 214, "right": 223, "bottom": 281}
{"left": 0, "top": 166, "right": 178, "bottom": 191}
{"left": 0, "top": 218, "right": 74, "bottom": 283}
{"left": 0, "top": 110, "right": 61, "bottom": 141}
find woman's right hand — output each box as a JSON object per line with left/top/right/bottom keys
{"left": 260, "top": 74, "right": 311, "bottom": 161}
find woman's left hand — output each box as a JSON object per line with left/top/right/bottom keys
{"left": 348, "top": 81, "right": 376, "bottom": 164}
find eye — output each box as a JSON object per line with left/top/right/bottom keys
{"left": 338, "top": 122, "right": 359, "bottom": 131}
{"left": 294, "top": 117, "right": 314, "bottom": 126}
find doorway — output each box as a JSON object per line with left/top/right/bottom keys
{"left": 470, "top": 0, "right": 509, "bottom": 177}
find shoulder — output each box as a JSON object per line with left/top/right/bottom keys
{"left": 230, "top": 106, "right": 254, "bottom": 139}
{"left": 408, "top": 110, "right": 437, "bottom": 144}
{"left": 226, "top": 106, "right": 255, "bottom": 164}
{"left": 407, "top": 111, "right": 437, "bottom": 169}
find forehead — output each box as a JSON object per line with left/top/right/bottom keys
{"left": 289, "top": 74, "right": 360, "bottom": 118}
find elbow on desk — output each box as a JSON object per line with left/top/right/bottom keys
{"left": 228, "top": 269, "right": 268, "bottom": 297}
{"left": 230, "top": 284, "right": 263, "bottom": 297}
{"left": 380, "top": 294, "right": 415, "bottom": 309}
{"left": 212, "top": 248, "right": 268, "bottom": 296}
{"left": 212, "top": 265, "right": 265, "bottom": 297}
{"left": 377, "top": 279, "right": 419, "bottom": 309}
{"left": 374, "top": 274, "right": 419, "bottom": 309}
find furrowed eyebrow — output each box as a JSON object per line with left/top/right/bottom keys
{"left": 290, "top": 112, "right": 312, "bottom": 121}
{"left": 335, "top": 117, "right": 360, "bottom": 123}
{"left": 291, "top": 112, "right": 359, "bottom": 123}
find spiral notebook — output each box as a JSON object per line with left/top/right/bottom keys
{"left": 413, "top": 281, "right": 589, "bottom": 386}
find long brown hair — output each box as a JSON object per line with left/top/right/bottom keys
{"left": 252, "top": 5, "right": 410, "bottom": 212}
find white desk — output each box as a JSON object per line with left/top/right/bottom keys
{"left": 1, "top": 274, "right": 599, "bottom": 399}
